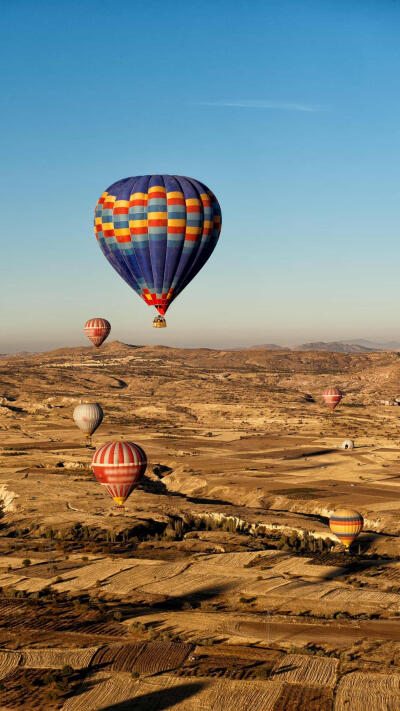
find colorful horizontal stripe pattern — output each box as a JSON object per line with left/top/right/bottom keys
{"left": 329, "top": 509, "right": 363, "bottom": 547}
{"left": 322, "top": 386, "right": 343, "bottom": 410}
{"left": 94, "top": 175, "right": 222, "bottom": 315}
{"left": 84, "top": 318, "right": 111, "bottom": 347}
{"left": 92, "top": 441, "right": 147, "bottom": 506}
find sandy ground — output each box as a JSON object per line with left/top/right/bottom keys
{"left": 1, "top": 342, "right": 400, "bottom": 708}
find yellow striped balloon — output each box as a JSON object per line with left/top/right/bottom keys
{"left": 329, "top": 509, "right": 363, "bottom": 548}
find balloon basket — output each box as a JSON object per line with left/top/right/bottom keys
{"left": 153, "top": 316, "right": 167, "bottom": 328}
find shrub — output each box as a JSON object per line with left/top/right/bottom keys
{"left": 22, "top": 559, "right": 31, "bottom": 567}
{"left": 43, "top": 670, "right": 57, "bottom": 685}
{"left": 131, "top": 621, "right": 145, "bottom": 632}
{"left": 60, "top": 665, "right": 74, "bottom": 677}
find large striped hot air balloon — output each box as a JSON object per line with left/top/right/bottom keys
{"left": 84, "top": 318, "right": 111, "bottom": 347}
{"left": 322, "top": 387, "right": 342, "bottom": 411}
{"left": 92, "top": 441, "right": 147, "bottom": 507}
{"left": 329, "top": 509, "right": 363, "bottom": 548}
{"left": 94, "top": 175, "right": 222, "bottom": 327}
{"left": 73, "top": 403, "right": 103, "bottom": 445}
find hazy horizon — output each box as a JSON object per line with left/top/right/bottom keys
{"left": 3, "top": 333, "right": 400, "bottom": 355}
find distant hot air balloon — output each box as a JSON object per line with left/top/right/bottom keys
{"left": 73, "top": 403, "right": 103, "bottom": 445}
{"left": 84, "top": 318, "right": 111, "bottom": 347}
{"left": 329, "top": 509, "right": 363, "bottom": 548}
{"left": 94, "top": 175, "right": 222, "bottom": 327}
{"left": 322, "top": 387, "right": 342, "bottom": 411}
{"left": 92, "top": 441, "right": 147, "bottom": 507}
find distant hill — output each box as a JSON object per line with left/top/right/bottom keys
{"left": 344, "top": 339, "right": 400, "bottom": 351}
{"left": 247, "top": 341, "right": 374, "bottom": 353}
{"left": 292, "top": 341, "right": 373, "bottom": 353}
{"left": 0, "top": 351, "right": 36, "bottom": 359}
{"left": 248, "top": 344, "right": 284, "bottom": 350}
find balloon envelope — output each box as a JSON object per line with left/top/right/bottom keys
{"left": 94, "top": 175, "right": 222, "bottom": 316}
{"left": 73, "top": 403, "right": 103, "bottom": 436}
{"left": 329, "top": 509, "right": 363, "bottom": 547}
{"left": 92, "top": 441, "right": 147, "bottom": 506}
{"left": 84, "top": 318, "right": 111, "bottom": 347}
{"left": 322, "top": 387, "right": 342, "bottom": 410}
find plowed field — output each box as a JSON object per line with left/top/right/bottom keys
{"left": 21, "top": 646, "right": 98, "bottom": 669}
{"left": 335, "top": 672, "right": 400, "bottom": 710}
{"left": 0, "top": 649, "right": 21, "bottom": 679}
{"left": 90, "top": 642, "right": 145, "bottom": 670}
{"left": 272, "top": 682, "right": 333, "bottom": 711}
{"left": 130, "top": 641, "right": 193, "bottom": 674}
{"left": 61, "top": 670, "right": 139, "bottom": 711}
{"left": 272, "top": 654, "right": 338, "bottom": 687}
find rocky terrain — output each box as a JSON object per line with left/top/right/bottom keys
{"left": 1, "top": 342, "right": 400, "bottom": 709}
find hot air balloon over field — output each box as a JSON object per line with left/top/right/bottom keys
{"left": 329, "top": 509, "right": 363, "bottom": 548}
{"left": 94, "top": 175, "right": 222, "bottom": 327}
{"left": 322, "top": 387, "right": 342, "bottom": 411}
{"left": 84, "top": 318, "right": 111, "bottom": 347}
{"left": 73, "top": 403, "right": 103, "bottom": 445}
{"left": 92, "top": 441, "right": 147, "bottom": 508}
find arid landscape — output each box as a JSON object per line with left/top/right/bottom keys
{"left": 1, "top": 342, "right": 400, "bottom": 709}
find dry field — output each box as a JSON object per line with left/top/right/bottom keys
{"left": 335, "top": 672, "right": 400, "bottom": 710}
{"left": 20, "top": 646, "right": 98, "bottom": 669}
{"left": 1, "top": 343, "right": 400, "bottom": 707}
{"left": 271, "top": 653, "right": 338, "bottom": 686}
{"left": 61, "top": 670, "right": 140, "bottom": 711}
{"left": 0, "top": 649, "right": 21, "bottom": 679}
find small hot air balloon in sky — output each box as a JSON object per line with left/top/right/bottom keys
{"left": 329, "top": 509, "right": 363, "bottom": 548}
{"left": 92, "top": 441, "right": 147, "bottom": 508}
{"left": 322, "top": 387, "right": 343, "bottom": 411}
{"left": 84, "top": 318, "right": 111, "bottom": 347}
{"left": 94, "top": 175, "right": 222, "bottom": 327}
{"left": 73, "top": 403, "right": 103, "bottom": 445}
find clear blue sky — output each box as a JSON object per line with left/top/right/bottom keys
{"left": 2, "top": 0, "right": 400, "bottom": 351}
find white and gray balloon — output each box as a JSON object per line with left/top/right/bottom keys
{"left": 73, "top": 403, "right": 103, "bottom": 436}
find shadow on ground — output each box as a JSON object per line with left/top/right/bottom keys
{"left": 98, "top": 680, "right": 207, "bottom": 710}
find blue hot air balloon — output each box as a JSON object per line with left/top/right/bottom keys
{"left": 94, "top": 175, "right": 222, "bottom": 327}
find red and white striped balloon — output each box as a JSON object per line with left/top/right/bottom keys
{"left": 84, "top": 318, "right": 111, "bottom": 347}
{"left": 92, "top": 441, "right": 147, "bottom": 506}
{"left": 322, "top": 387, "right": 343, "bottom": 411}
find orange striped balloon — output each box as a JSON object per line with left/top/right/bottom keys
{"left": 329, "top": 509, "right": 363, "bottom": 548}
{"left": 322, "top": 386, "right": 342, "bottom": 410}
{"left": 84, "top": 318, "right": 111, "bottom": 347}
